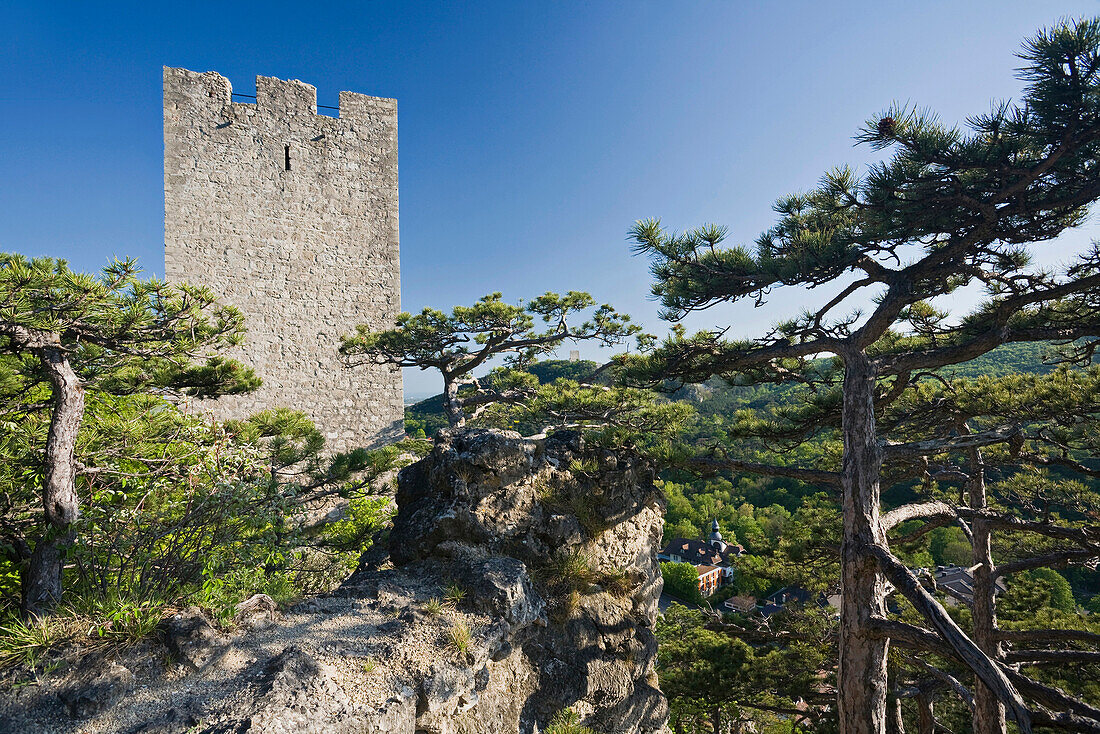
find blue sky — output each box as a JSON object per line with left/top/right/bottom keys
{"left": 3, "top": 1, "right": 1099, "bottom": 398}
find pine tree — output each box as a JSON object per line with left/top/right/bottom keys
{"left": 625, "top": 18, "right": 1100, "bottom": 733}
{"left": 0, "top": 254, "right": 257, "bottom": 616}
{"left": 339, "top": 291, "right": 640, "bottom": 427}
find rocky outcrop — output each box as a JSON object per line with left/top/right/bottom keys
{"left": 383, "top": 428, "right": 668, "bottom": 733}
{"left": 0, "top": 428, "right": 667, "bottom": 734}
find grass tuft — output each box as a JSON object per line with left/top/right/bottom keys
{"left": 0, "top": 617, "right": 57, "bottom": 669}
{"left": 442, "top": 582, "right": 466, "bottom": 608}
{"left": 601, "top": 567, "right": 633, "bottom": 597}
{"left": 448, "top": 618, "right": 472, "bottom": 657}
{"left": 545, "top": 708, "right": 597, "bottom": 734}
{"left": 537, "top": 480, "right": 608, "bottom": 536}
{"left": 546, "top": 548, "right": 599, "bottom": 592}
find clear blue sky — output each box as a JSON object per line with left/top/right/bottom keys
{"left": 3, "top": 1, "right": 1099, "bottom": 398}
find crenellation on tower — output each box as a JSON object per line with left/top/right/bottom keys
{"left": 163, "top": 67, "right": 402, "bottom": 451}
{"left": 256, "top": 74, "right": 318, "bottom": 115}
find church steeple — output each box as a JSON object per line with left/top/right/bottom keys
{"left": 708, "top": 519, "right": 727, "bottom": 552}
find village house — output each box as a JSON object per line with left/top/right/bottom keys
{"left": 925, "top": 565, "right": 1008, "bottom": 606}
{"left": 722, "top": 595, "right": 758, "bottom": 614}
{"left": 658, "top": 520, "right": 743, "bottom": 596}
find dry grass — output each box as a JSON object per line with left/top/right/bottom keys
{"left": 447, "top": 618, "right": 472, "bottom": 656}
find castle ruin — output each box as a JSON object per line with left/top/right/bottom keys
{"left": 163, "top": 67, "right": 403, "bottom": 450}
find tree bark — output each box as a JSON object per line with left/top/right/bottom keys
{"left": 443, "top": 376, "right": 466, "bottom": 427}
{"left": 838, "top": 355, "right": 891, "bottom": 734}
{"left": 966, "top": 440, "right": 1006, "bottom": 734}
{"left": 21, "top": 336, "right": 84, "bottom": 616}
{"left": 917, "top": 695, "right": 934, "bottom": 734}
{"left": 888, "top": 694, "right": 907, "bottom": 734}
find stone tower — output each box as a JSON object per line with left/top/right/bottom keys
{"left": 163, "top": 67, "right": 402, "bottom": 450}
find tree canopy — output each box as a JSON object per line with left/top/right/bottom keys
{"left": 624, "top": 17, "right": 1100, "bottom": 734}
{"left": 341, "top": 291, "right": 641, "bottom": 427}
{"left": 0, "top": 254, "right": 258, "bottom": 615}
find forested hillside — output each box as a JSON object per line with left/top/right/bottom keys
{"left": 401, "top": 340, "right": 1100, "bottom": 732}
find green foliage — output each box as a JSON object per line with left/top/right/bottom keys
{"left": 661, "top": 562, "right": 703, "bottom": 605}
{"left": 342, "top": 292, "right": 639, "bottom": 427}
{"left": 0, "top": 393, "right": 290, "bottom": 611}
{"left": 318, "top": 496, "right": 394, "bottom": 556}
{"left": 197, "top": 566, "right": 299, "bottom": 627}
{"left": 544, "top": 708, "right": 596, "bottom": 734}
{"left": 0, "top": 253, "right": 257, "bottom": 396}
{"left": 657, "top": 603, "right": 837, "bottom": 733}
{"left": 625, "top": 18, "right": 1100, "bottom": 728}
{"left": 0, "top": 253, "right": 263, "bottom": 614}
{"left": 0, "top": 383, "right": 398, "bottom": 651}
{"left": 65, "top": 593, "right": 165, "bottom": 644}
{"left": 927, "top": 526, "right": 972, "bottom": 567}
{"left": 1003, "top": 569, "right": 1078, "bottom": 616}
{"left": 405, "top": 393, "right": 449, "bottom": 438}
{"left": 484, "top": 374, "right": 693, "bottom": 451}
{"left": 0, "top": 616, "right": 56, "bottom": 669}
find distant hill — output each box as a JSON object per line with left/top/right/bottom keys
{"left": 403, "top": 359, "right": 601, "bottom": 437}
{"left": 403, "top": 344, "right": 1064, "bottom": 436}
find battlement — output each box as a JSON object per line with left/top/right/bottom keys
{"left": 163, "top": 67, "right": 396, "bottom": 122}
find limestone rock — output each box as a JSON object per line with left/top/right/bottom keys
{"left": 161, "top": 606, "right": 224, "bottom": 669}
{"left": 57, "top": 658, "right": 135, "bottom": 718}
{"left": 0, "top": 428, "right": 668, "bottom": 734}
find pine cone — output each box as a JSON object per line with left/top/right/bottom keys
{"left": 877, "top": 116, "right": 896, "bottom": 138}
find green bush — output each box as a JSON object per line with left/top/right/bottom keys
{"left": 545, "top": 708, "right": 596, "bottom": 734}
{"left": 661, "top": 561, "right": 703, "bottom": 605}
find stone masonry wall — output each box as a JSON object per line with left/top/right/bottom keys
{"left": 163, "top": 67, "right": 402, "bottom": 450}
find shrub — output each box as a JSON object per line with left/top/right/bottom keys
{"left": 660, "top": 561, "right": 703, "bottom": 605}
{"left": 545, "top": 708, "right": 596, "bottom": 734}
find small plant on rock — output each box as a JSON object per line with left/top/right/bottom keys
{"left": 538, "top": 483, "right": 608, "bottom": 537}
{"left": 422, "top": 597, "right": 443, "bottom": 615}
{"left": 545, "top": 708, "right": 596, "bottom": 734}
{"left": 547, "top": 548, "right": 598, "bottom": 593}
{"left": 600, "top": 567, "right": 632, "bottom": 598}
{"left": 447, "top": 618, "right": 471, "bottom": 657}
{"left": 442, "top": 582, "right": 466, "bottom": 608}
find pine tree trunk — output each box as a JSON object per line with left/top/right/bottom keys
{"left": 443, "top": 377, "right": 465, "bottom": 427}
{"left": 967, "top": 443, "right": 1006, "bottom": 734}
{"left": 888, "top": 694, "right": 906, "bottom": 733}
{"left": 21, "top": 339, "right": 84, "bottom": 617}
{"left": 917, "top": 695, "right": 934, "bottom": 734}
{"left": 838, "top": 354, "right": 890, "bottom": 734}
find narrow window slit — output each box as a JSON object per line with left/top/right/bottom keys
{"left": 284, "top": 144, "right": 291, "bottom": 171}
